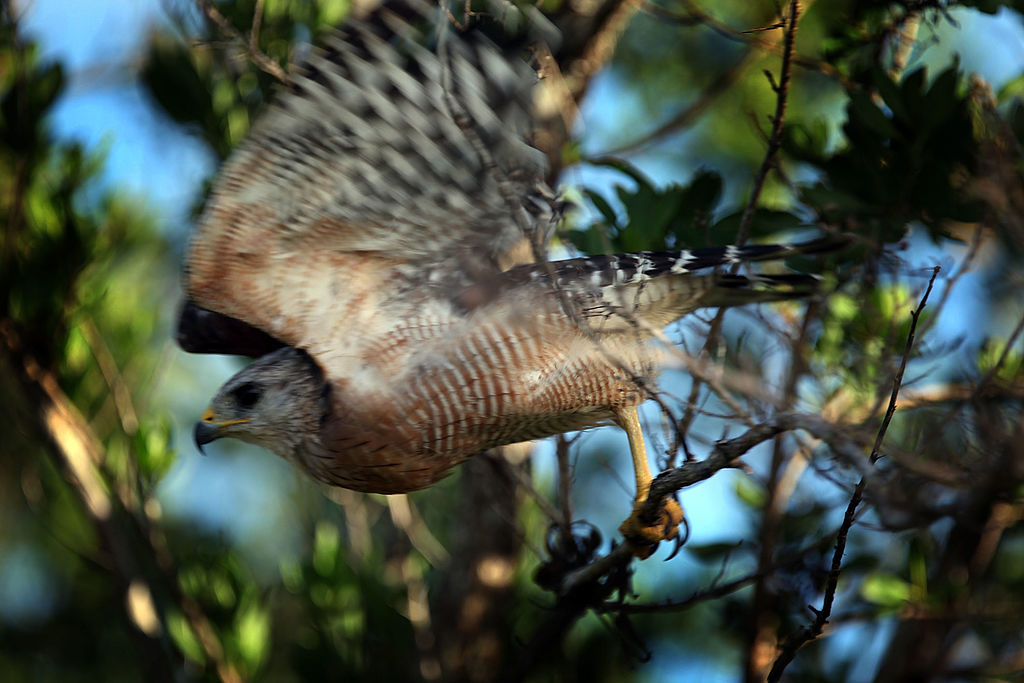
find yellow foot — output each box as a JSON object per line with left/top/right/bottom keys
{"left": 619, "top": 498, "right": 685, "bottom": 559}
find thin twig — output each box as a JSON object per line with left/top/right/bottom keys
{"left": 918, "top": 227, "right": 981, "bottom": 338}
{"left": 643, "top": 414, "right": 867, "bottom": 523}
{"left": 745, "top": 293, "right": 817, "bottom": 679}
{"left": 507, "top": 460, "right": 566, "bottom": 525}
{"left": 598, "top": 532, "right": 838, "bottom": 614}
{"left": 766, "top": 265, "right": 939, "bottom": 681}
{"left": 871, "top": 266, "right": 939, "bottom": 462}
{"left": 736, "top": 0, "right": 800, "bottom": 247}
{"left": 924, "top": 308, "right": 1024, "bottom": 442}
{"left": 595, "top": 49, "right": 756, "bottom": 158}
{"left": 561, "top": 0, "right": 642, "bottom": 101}
{"left": 250, "top": 0, "right": 265, "bottom": 55}
{"left": 193, "top": 0, "right": 289, "bottom": 83}
{"left": 81, "top": 314, "right": 139, "bottom": 435}
{"left": 641, "top": 0, "right": 849, "bottom": 85}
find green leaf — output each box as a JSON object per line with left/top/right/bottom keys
{"left": 167, "top": 609, "right": 207, "bottom": 665}
{"left": 996, "top": 73, "right": 1024, "bottom": 104}
{"left": 848, "top": 91, "right": 900, "bottom": 139}
{"left": 712, "top": 209, "right": 805, "bottom": 241}
{"left": 313, "top": 521, "right": 340, "bottom": 577}
{"left": 685, "top": 541, "right": 747, "bottom": 561}
{"left": 565, "top": 227, "right": 609, "bottom": 255}
{"left": 589, "top": 157, "right": 657, "bottom": 194}
{"left": 136, "top": 415, "right": 176, "bottom": 481}
{"left": 235, "top": 600, "right": 271, "bottom": 674}
{"left": 782, "top": 120, "right": 830, "bottom": 162}
{"left": 734, "top": 476, "right": 767, "bottom": 508}
{"left": 264, "top": 0, "right": 290, "bottom": 20}
{"left": 922, "top": 63, "right": 961, "bottom": 130}
{"left": 30, "top": 62, "right": 65, "bottom": 121}
{"left": 862, "top": 572, "right": 911, "bottom": 608}
{"left": 141, "top": 40, "right": 212, "bottom": 128}
{"left": 678, "top": 169, "right": 723, "bottom": 220}
{"left": 583, "top": 188, "right": 620, "bottom": 232}
{"left": 1009, "top": 102, "right": 1024, "bottom": 145}
{"left": 874, "top": 68, "right": 909, "bottom": 125}
{"left": 901, "top": 67, "right": 927, "bottom": 99}
{"left": 977, "top": 337, "right": 1024, "bottom": 382}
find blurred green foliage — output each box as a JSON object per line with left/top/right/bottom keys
{"left": 3, "top": 0, "right": 1024, "bottom": 681}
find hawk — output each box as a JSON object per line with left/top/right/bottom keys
{"left": 179, "top": 0, "right": 829, "bottom": 557}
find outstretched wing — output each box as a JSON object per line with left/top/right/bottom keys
{"left": 182, "top": 0, "right": 551, "bottom": 357}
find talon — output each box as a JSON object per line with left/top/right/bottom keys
{"left": 619, "top": 498, "right": 685, "bottom": 559}
{"left": 665, "top": 515, "right": 690, "bottom": 561}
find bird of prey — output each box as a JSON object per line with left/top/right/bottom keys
{"left": 178, "top": 0, "right": 829, "bottom": 557}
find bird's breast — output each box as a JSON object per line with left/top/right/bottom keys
{"left": 304, "top": 317, "right": 656, "bottom": 494}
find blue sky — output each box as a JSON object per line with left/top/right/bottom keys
{"left": 22, "top": 0, "right": 214, "bottom": 233}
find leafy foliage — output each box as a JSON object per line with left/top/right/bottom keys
{"left": 787, "top": 64, "right": 981, "bottom": 242}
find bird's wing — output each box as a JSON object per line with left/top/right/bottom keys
{"left": 181, "top": 0, "right": 552, "bottom": 357}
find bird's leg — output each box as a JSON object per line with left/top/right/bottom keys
{"left": 616, "top": 407, "right": 684, "bottom": 559}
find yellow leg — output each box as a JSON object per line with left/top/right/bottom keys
{"left": 621, "top": 406, "right": 653, "bottom": 502}
{"left": 616, "top": 407, "right": 684, "bottom": 559}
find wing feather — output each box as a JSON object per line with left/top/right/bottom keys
{"left": 183, "top": 0, "right": 552, "bottom": 354}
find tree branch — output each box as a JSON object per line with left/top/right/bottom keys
{"left": 736, "top": 0, "right": 800, "bottom": 247}
{"left": 193, "top": 0, "right": 290, "bottom": 84}
{"left": 767, "top": 265, "right": 939, "bottom": 681}
{"left": 546, "top": 412, "right": 869, "bottom": 598}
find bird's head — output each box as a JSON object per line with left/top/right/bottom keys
{"left": 194, "top": 346, "right": 330, "bottom": 460}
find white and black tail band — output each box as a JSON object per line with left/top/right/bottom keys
{"left": 510, "top": 236, "right": 843, "bottom": 290}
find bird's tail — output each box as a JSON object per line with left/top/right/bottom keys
{"left": 511, "top": 236, "right": 843, "bottom": 330}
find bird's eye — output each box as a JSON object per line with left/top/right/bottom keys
{"left": 232, "top": 382, "right": 262, "bottom": 409}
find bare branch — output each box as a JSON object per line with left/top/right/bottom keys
{"left": 598, "top": 533, "right": 838, "bottom": 614}
{"left": 736, "top": 0, "right": 800, "bottom": 247}
{"left": 548, "top": 412, "right": 868, "bottom": 599}
{"left": 81, "top": 314, "right": 139, "bottom": 436}
{"left": 386, "top": 494, "right": 451, "bottom": 567}
{"left": 645, "top": 412, "right": 866, "bottom": 516}
{"left": 871, "top": 266, "right": 940, "bottom": 463}
{"left": 593, "top": 49, "right": 756, "bottom": 158}
{"left": 507, "top": 458, "right": 566, "bottom": 525}
{"left": 641, "top": 0, "right": 849, "bottom": 85}
{"left": 193, "top": 0, "right": 290, "bottom": 83}
{"left": 767, "top": 265, "right": 940, "bottom": 681}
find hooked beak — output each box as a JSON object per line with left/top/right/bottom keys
{"left": 194, "top": 407, "right": 221, "bottom": 455}
{"left": 194, "top": 407, "right": 249, "bottom": 454}
{"left": 193, "top": 420, "right": 219, "bottom": 455}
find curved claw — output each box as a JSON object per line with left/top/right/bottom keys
{"left": 664, "top": 515, "right": 691, "bottom": 561}
{"left": 680, "top": 514, "right": 691, "bottom": 544}
{"left": 664, "top": 535, "right": 683, "bottom": 561}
